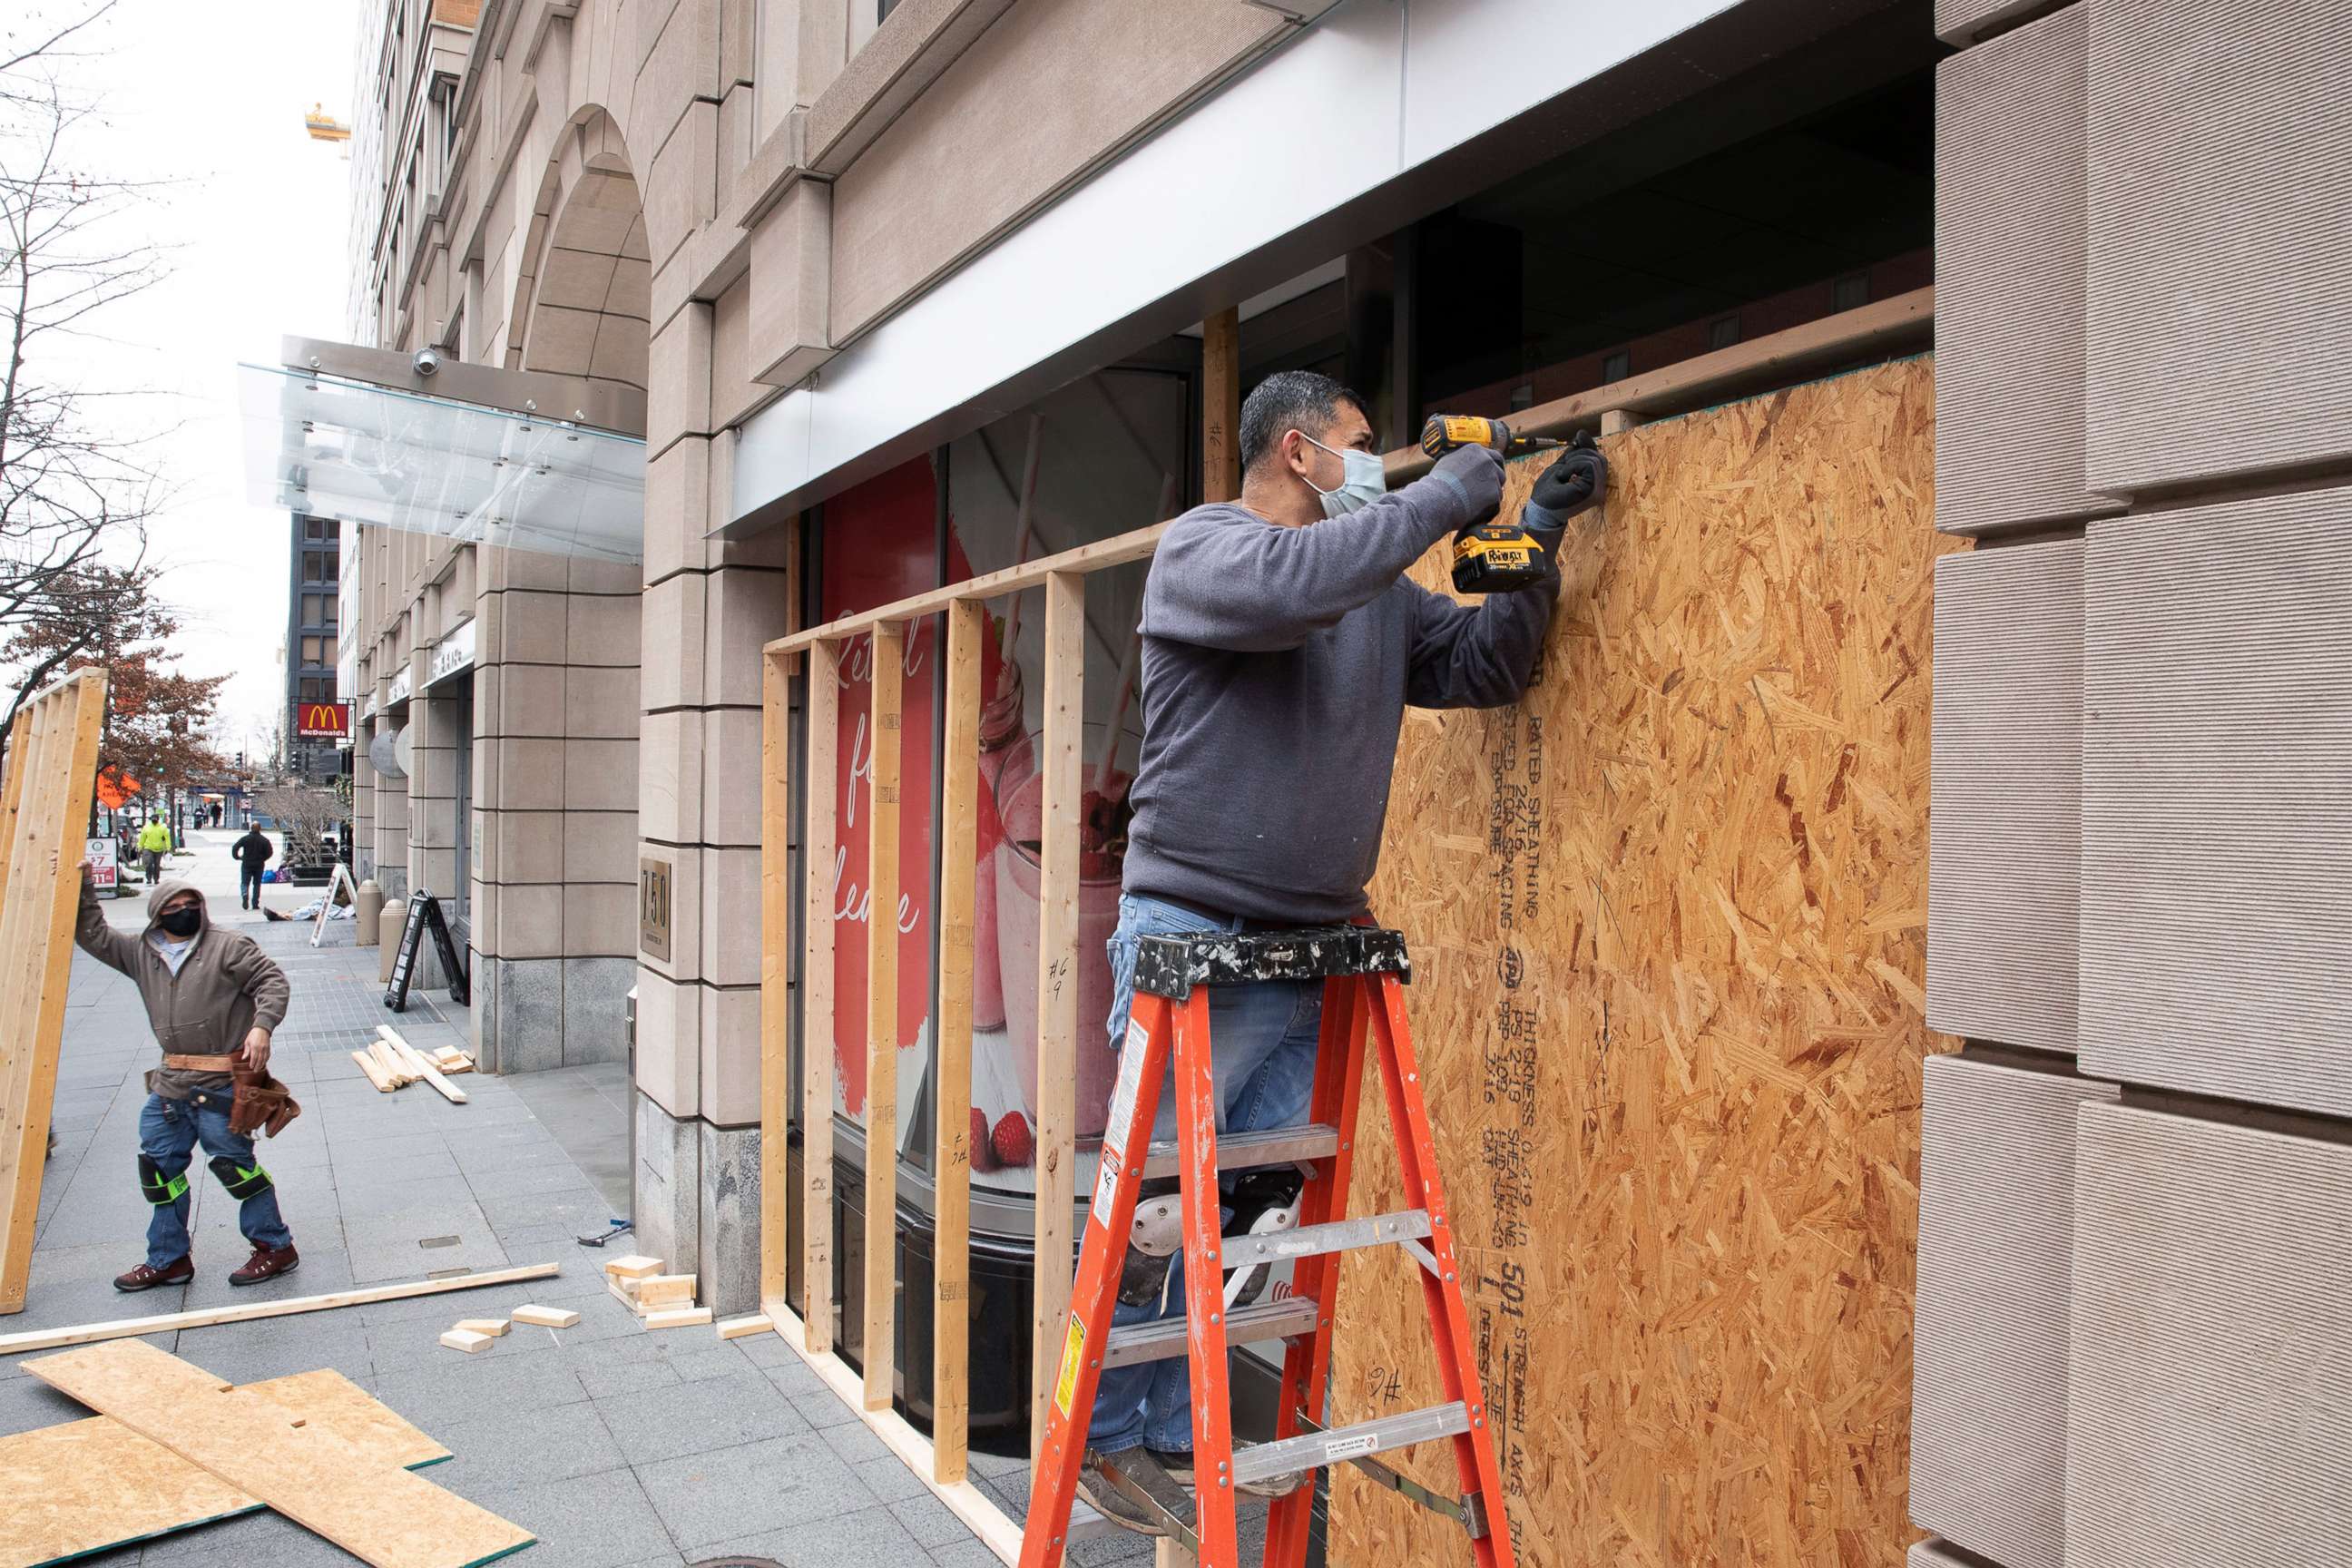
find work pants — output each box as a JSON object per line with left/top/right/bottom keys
{"left": 141, "top": 850, "right": 162, "bottom": 880}
{"left": 138, "top": 1091, "right": 292, "bottom": 1269}
{"left": 1084, "top": 893, "right": 1322, "bottom": 1457}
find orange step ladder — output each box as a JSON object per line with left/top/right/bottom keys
{"left": 1021, "top": 925, "right": 1515, "bottom": 1568}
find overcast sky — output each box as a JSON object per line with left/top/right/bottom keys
{"left": 16, "top": 0, "right": 359, "bottom": 760}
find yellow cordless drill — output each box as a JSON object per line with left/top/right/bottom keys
{"left": 1420, "top": 415, "right": 1608, "bottom": 593}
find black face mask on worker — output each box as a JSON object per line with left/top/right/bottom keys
{"left": 157, "top": 906, "right": 202, "bottom": 938}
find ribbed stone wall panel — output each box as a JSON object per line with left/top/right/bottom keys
{"left": 1911, "top": 1055, "right": 2117, "bottom": 1568}
{"left": 1927, "top": 541, "right": 2082, "bottom": 1052}
{"left": 2080, "top": 489, "right": 2352, "bottom": 1113}
{"left": 1935, "top": 5, "right": 2122, "bottom": 535}
{"left": 2069, "top": 1101, "right": 2352, "bottom": 1568}
{"left": 2084, "top": 0, "right": 2352, "bottom": 491}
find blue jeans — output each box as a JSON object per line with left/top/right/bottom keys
{"left": 239, "top": 865, "right": 265, "bottom": 908}
{"left": 1085, "top": 894, "right": 1323, "bottom": 1456}
{"left": 139, "top": 1092, "right": 292, "bottom": 1269}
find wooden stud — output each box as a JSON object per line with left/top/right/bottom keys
{"left": 377, "top": 1026, "right": 466, "bottom": 1103}
{"left": 0, "top": 1263, "right": 564, "bottom": 1356}
{"left": 715, "top": 1313, "right": 773, "bottom": 1340}
{"left": 1030, "top": 571, "right": 1083, "bottom": 1457}
{"left": 509, "top": 1305, "right": 578, "bottom": 1329}
{"left": 1203, "top": 304, "right": 1240, "bottom": 504}
{"left": 932, "top": 598, "right": 982, "bottom": 1485}
{"left": 644, "top": 1305, "right": 712, "bottom": 1330}
{"left": 602, "top": 1255, "right": 662, "bottom": 1280}
{"left": 451, "top": 1318, "right": 508, "bottom": 1338}
{"left": 760, "top": 647, "right": 794, "bottom": 1313}
{"left": 863, "top": 620, "right": 904, "bottom": 1414}
{"left": 0, "top": 711, "right": 32, "bottom": 937}
{"left": 801, "top": 639, "right": 841, "bottom": 1353}
{"left": 438, "top": 1328, "right": 493, "bottom": 1354}
{"left": 635, "top": 1274, "right": 696, "bottom": 1308}
{"left": 0, "top": 671, "right": 107, "bottom": 1315}
{"left": 350, "top": 1050, "right": 397, "bottom": 1093}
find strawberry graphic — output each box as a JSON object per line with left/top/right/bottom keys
{"left": 969, "top": 1108, "right": 1001, "bottom": 1174}
{"left": 991, "top": 1111, "right": 1035, "bottom": 1169}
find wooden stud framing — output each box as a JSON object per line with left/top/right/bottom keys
{"left": 863, "top": 621, "right": 904, "bottom": 1413}
{"left": 800, "top": 639, "right": 842, "bottom": 1351}
{"left": 0, "top": 670, "right": 108, "bottom": 1314}
{"left": 932, "top": 599, "right": 982, "bottom": 1485}
{"left": 1203, "top": 305, "right": 1240, "bottom": 504}
{"left": 1029, "top": 571, "right": 1084, "bottom": 1457}
{"left": 760, "top": 646, "right": 794, "bottom": 1311}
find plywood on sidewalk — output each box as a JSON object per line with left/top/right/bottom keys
{"left": 1330, "top": 358, "right": 1959, "bottom": 1568}
{"left": 25, "top": 1339, "right": 532, "bottom": 1568}
{"left": 0, "top": 668, "right": 109, "bottom": 1315}
{"left": 0, "top": 1368, "right": 447, "bottom": 1567}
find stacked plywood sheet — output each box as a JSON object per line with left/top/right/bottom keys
{"left": 1908, "top": 1542, "right": 1977, "bottom": 1568}
{"left": 2084, "top": 0, "right": 2352, "bottom": 492}
{"left": 1926, "top": 541, "right": 2085, "bottom": 1053}
{"left": 1910, "top": 1054, "right": 2117, "bottom": 1568}
{"left": 2068, "top": 1101, "right": 2352, "bottom": 1566}
{"left": 1333, "top": 358, "right": 1961, "bottom": 1568}
{"left": 2079, "top": 487, "right": 2352, "bottom": 1117}
{"left": 1934, "top": 4, "right": 2122, "bottom": 536}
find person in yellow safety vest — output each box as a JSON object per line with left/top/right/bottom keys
{"left": 135, "top": 819, "right": 172, "bottom": 882}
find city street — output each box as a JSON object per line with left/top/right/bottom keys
{"left": 3, "top": 829, "right": 1123, "bottom": 1568}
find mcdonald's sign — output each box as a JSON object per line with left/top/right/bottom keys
{"left": 297, "top": 701, "right": 352, "bottom": 739}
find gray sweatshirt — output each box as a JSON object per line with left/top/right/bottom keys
{"left": 1122, "top": 456, "right": 1555, "bottom": 924}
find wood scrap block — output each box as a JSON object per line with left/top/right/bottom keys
{"left": 438, "top": 1328, "right": 492, "bottom": 1354}
{"left": 634, "top": 1273, "right": 695, "bottom": 1307}
{"left": 603, "top": 1254, "right": 662, "bottom": 1280}
{"left": 350, "top": 1049, "right": 397, "bottom": 1093}
{"left": 509, "top": 1304, "right": 579, "bottom": 1329}
{"left": 643, "top": 1306, "right": 711, "bottom": 1330}
{"left": 377, "top": 1026, "right": 466, "bottom": 1104}
{"left": 0, "top": 1368, "right": 447, "bottom": 1567}
{"left": 451, "top": 1318, "right": 507, "bottom": 1338}
{"left": 24, "top": 1339, "right": 534, "bottom": 1567}
{"left": 715, "top": 1313, "right": 772, "bottom": 1341}
{"left": 608, "top": 1281, "right": 647, "bottom": 1317}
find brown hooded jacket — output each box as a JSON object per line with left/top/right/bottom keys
{"left": 75, "top": 875, "right": 290, "bottom": 1101}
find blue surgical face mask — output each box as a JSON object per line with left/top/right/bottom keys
{"left": 1298, "top": 431, "right": 1386, "bottom": 519}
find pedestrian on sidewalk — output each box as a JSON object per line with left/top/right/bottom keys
{"left": 134, "top": 817, "right": 171, "bottom": 881}
{"left": 74, "top": 868, "right": 304, "bottom": 1291}
{"left": 230, "top": 821, "right": 275, "bottom": 911}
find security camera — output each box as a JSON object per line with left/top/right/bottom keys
{"left": 412, "top": 348, "right": 441, "bottom": 377}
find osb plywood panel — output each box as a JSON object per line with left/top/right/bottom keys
{"left": 2078, "top": 487, "right": 2352, "bottom": 1116}
{"left": 1933, "top": 3, "right": 2122, "bottom": 536}
{"left": 2069, "top": 1101, "right": 2352, "bottom": 1567}
{"left": 2084, "top": 0, "right": 2352, "bottom": 493}
{"left": 0, "top": 1368, "right": 447, "bottom": 1567}
{"left": 1908, "top": 1054, "right": 2116, "bottom": 1568}
{"left": 1925, "top": 540, "right": 2083, "bottom": 1054}
{"left": 24, "top": 1340, "right": 531, "bottom": 1568}
{"left": 1330, "top": 358, "right": 1962, "bottom": 1568}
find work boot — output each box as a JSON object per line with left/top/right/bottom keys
{"left": 1078, "top": 1451, "right": 1172, "bottom": 1537}
{"left": 228, "top": 1242, "right": 299, "bottom": 1287}
{"left": 114, "top": 1257, "right": 194, "bottom": 1292}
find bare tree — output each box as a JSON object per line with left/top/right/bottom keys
{"left": 0, "top": 3, "right": 168, "bottom": 712}
{"left": 255, "top": 782, "right": 347, "bottom": 887}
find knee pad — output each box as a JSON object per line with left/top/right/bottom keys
{"left": 208, "top": 1154, "right": 273, "bottom": 1201}
{"left": 137, "top": 1153, "right": 188, "bottom": 1207}
{"left": 1116, "top": 1179, "right": 1184, "bottom": 1308}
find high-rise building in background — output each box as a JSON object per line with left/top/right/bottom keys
{"left": 283, "top": 513, "right": 342, "bottom": 781}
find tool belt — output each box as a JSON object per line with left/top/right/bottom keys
{"left": 162, "top": 1054, "right": 238, "bottom": 1072}
{"left": 230, "top": 1068, "right": 301, "bottom": 1140}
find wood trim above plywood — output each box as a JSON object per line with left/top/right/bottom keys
{"left": 764, "top": 287, "right": 1936, "bottom": 659}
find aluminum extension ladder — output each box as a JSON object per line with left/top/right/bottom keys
{"left": 1020, "top": 925, "right": 1516, "bottom": 1568}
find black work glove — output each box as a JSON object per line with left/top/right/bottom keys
{"left": 1431, "top": 444, "right": 1505, "bottom": 526}
{"left": 1527, "top": 434, "right": 1606, "bottom": 524}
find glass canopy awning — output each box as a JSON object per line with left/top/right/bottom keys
{"left": 239, "top": 338, "right": 647, "bottom": 564}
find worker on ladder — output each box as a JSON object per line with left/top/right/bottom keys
{"left": 1075, "top": 369, "right": 1604, "bottom": 1534}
